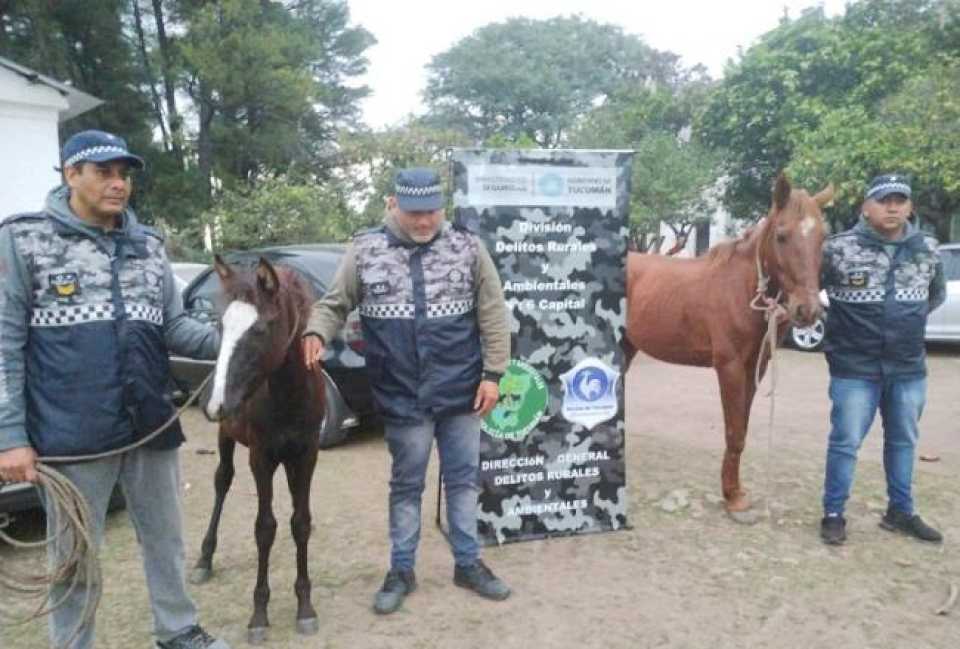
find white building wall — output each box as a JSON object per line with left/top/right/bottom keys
{"left": 0, "top": 69, "right": 67, "bottom": 218}
{"left": 657, "top": 202, "right": 735, "bottom": 258}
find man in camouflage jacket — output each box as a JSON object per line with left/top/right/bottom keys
{"left": 302, "top": 168, "right": 511, "bottom": 614}
{"left": 819, "top": 173, "right": 946, "bottom": 546}
{"left": 0, "top": 130, "right": 228, "bottom": 649}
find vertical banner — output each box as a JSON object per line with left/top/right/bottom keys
{"left": 451, "top": 149, "right": 633, "bottom": 545}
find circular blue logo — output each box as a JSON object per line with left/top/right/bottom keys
{"left": 571, "top": 367, "right": 609, "bottom": 402}
{"left": 537, "top": 173, "right": 564, "bottom": 197}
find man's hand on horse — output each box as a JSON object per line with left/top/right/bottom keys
{"left": 0, "top": 446, "right": 39, "bottom": 484}
{"left": 302, "top": 334, "right": 325, "bottom": 372}
{"left": 473, "top": 380, "right": 499, "bottom": 418}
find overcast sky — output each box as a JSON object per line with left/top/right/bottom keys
{"left": 346, "top": 0, "right": 850, "bottom": 129}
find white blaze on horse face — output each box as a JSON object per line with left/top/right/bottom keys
{"left": 206, "top": 300, "right": 259, "bottom": 418}
{"left": 800, "top": 215, "right": 817, "bottom": 238}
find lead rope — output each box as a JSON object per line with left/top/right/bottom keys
{"left": 749, "top": 247, "right": 787, "bottom": 524}
{"left": 0, "top": 371, "right": 214, "bottom": 649}
{"left": 0, "top": 293, "right": 305, "bottom": 648}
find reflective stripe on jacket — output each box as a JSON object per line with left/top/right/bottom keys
{"left": 354, "top": 224, "right": 484, "bottom": 423}
{"left": 821, "top": 219, "right": 945, "bottom": 379}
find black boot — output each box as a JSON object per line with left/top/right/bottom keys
{"left": 453, "top": 559, "right": 511, "bottom": 600}
{"left": 373, "top": 569, "right": 416, "bottom": 614}
{"left": 879, "top": 508, "right": 943, "bottom": 543}
{"left": 820, "top": 514, "right": 847, "bottom": 545}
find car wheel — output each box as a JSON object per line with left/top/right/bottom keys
{"left": 789, "top": 317, "right": 826, "bottom": 352}
{"left": 317, "top": 370, "right": 349, "bottom": 449}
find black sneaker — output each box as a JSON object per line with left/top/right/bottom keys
{"left": 453, "top": 559, "right": 511, "bottom": 601}
{"left": 879, "top": 508, "right": 943, "bottom": 543}
{"left": 156, "top": 625, "right": 230, "bottom": 649}
{"left": 373, "top": 568, "right": 416, "bottom": 615}
{"left": 820, "top": 514, "right": 847, "bottom": 545}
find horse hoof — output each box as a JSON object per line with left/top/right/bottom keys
{"left": 728, "top": 509, "right": 762, "bottom": 525}
{"left": 189, "top": 567, "right": 212, "bottom": 585}
{"left": 247, "top": 627, "right": 269, "bottom": 645}
{"left": 297, "top": 616, "right": 319, "bottom": 636}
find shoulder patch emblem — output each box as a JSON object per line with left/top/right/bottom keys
{"left": 49, "top": 271, "right": 81, "bottom": 298}
{"left": 370, "top": 280, "right": 391, "bottom": 296}
{"left": 847, "top": 270, "right": 867, "bottom": 288}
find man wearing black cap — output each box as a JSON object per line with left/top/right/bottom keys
{"left": 303, "top": 167, "right": 511, "bottom": 614}
{"left": 819, "top": 173, "right": 946, "bottom": 546}
{"left": 0, "top": 130, "right": 228, "bottom": 648}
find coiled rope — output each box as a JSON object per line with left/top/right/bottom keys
{"left": 0, "top": 372, "right": 213, "bottom": 649}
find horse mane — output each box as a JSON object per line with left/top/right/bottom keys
{"left": 270, "top": 266, "right": 315, "bottom": 335}
{"left": 704, "top": 218, "right": 767, "bottom": 266}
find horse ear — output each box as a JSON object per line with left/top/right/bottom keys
{"left": 773, "top": 173, "right": 791, "bottom": 210}
{"left": 813, "top": 183, "right": 835, "bottom": 209}
{"left": 256, "top": 257, "right": 280, "bottom": 295}
{"left": 213, "top": 254, "right": 233, "bottom": 281}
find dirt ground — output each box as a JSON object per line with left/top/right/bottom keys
{"left": 2, "top": 347, "right": 958, "bottom": 649}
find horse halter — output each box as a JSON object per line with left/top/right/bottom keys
{"left": 752, "top": 217, "right": 784, "bottom": 312}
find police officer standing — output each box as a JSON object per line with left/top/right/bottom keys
{"left": 819, "top": 173, "right": 946, "bottom": 546}
{"left": 0, "top": 130, "right": 228, "bottom": 649}
{"left": 303, "top": 168, "right": 511, "bottom": 614}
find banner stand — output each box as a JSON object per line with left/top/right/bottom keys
{"left": 447, "top": 148, "right": 634, "bottom": 546}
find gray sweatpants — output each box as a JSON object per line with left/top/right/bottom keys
{"left": 44, "top": 447, "right": 197, "bottom": 648}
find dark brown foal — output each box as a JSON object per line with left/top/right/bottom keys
{"left": 192, "top": 257, "right": 325, "bottom": 644}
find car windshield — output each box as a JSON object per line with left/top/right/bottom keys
{"left": 182, "top": 250, "right": 339, "bottom": 315}
{"left": 941, "top": 248, "right": 960, "bottom": 281}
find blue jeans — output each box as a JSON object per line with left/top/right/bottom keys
{"left": 823, "top": 376, "right": 926, "bottom": 516}
{"left": 384, "top": 413, "right": 481, "bottom": 571}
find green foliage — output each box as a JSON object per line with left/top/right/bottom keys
{"left": 337, "top": 123, "right": 471, "bottom": 225}
{"left": 1, "top": 0, "right": 374, "bottom": 251}
{"left": 179, "top": 0, "right": 374, "bottom": 183}
{"left": 572, "top": 80, "right": 722, "bottom": 249}
{"left": 423, "top": 15, "right": 685, "bottom": 147}
{"left": 699, "top": 0, "right": 955, "bottom": 221}
{"left": 0, "top": 0, "right": 154, "bottom": 150}
{"left": 789, "top": 61, "right": 960, "bottom": 238}
{"left": 206, "top": 178, "right": 355, "bottom": 250}
{"left": 628, "top": 133, "right": 724, "bottom": 246}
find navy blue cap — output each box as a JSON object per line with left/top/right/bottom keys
{"left": 866, "top": 173, "right": 911, "bottom": 201}
{"left": 61, "top": 129, "right": 145, "bottom": 170}
{"left": 393, "top": 167, "right": 443, "bottom": 211}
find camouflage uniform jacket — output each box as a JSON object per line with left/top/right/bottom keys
{"left": 821, "top": 218, "right": 945, "bottom": 379}
{"left": 305, "top": 214, "right": 509, "bottom": 424}
{"left": 0, "top": 187, "right": 219, "bottom": 456}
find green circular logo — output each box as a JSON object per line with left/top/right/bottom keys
{"left": 482, "top": 359, "right": 548, "bottom": 441}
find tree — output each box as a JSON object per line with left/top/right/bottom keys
{"left": 572, "top": 80, "right": 722, "bottom": 250}
{"left": 206, "top": 177, "right": 356, "bottom": 250}
{"left": 0, "top": 1, "right": 154, "bottom": 149}
{"left": 699, "top": 0, "right": 952, "bottom": 220}
{"left": 789, "top": 62, "right": 960, "bottom": 240}
{"left": 178, "top": 0, "right": 374, "bottom": 193}
{"left": 423, "top": 15, "right": 685, "bottom": 147}
{"left": 336, "top": 123, "right": 471, "bottom": 226}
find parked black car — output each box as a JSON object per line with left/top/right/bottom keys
{"left": 168, "top": 243, "right": 375, "bottom": 448}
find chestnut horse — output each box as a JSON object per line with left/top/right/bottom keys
{"left": 625, "top": 174, "right": 833, "bottom": 517}
{"left": 192, "top": 257, "right": 324, "bottom": 644}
